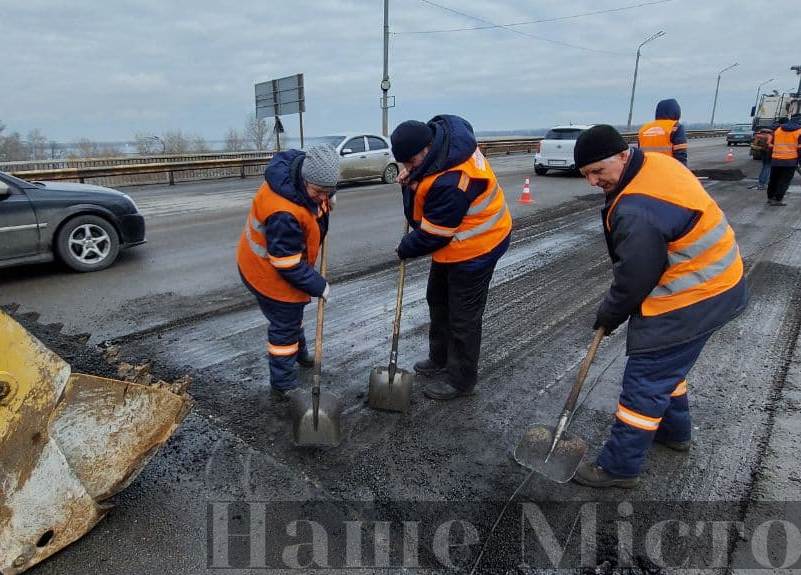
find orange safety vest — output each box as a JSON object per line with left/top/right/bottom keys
{"left": 638, "top": 119, "right": 678, "bottom": 156}
{"left": 772, "top": 127, "right": 801, "bottom": 161}
{"left": 606, "top": 153, "right": 743, "bottom": 317}
{"left": 237, "top": 182, "right": 322, "bottom": 303}
{"left": 413, "top": 149, "right": 512, "bottom": 263}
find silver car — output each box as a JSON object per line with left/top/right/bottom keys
{"left": 316, "top": 134, "right": 399, "bottom": 184}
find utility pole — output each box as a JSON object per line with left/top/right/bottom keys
{"left": 626, "top": 31, "right": 665, "bottom": 131}
{"left": 380, "top": 0, "right": 391, "bottom": 137}
{"left": 710, "top": 62, "right": 738, "bottom": 127}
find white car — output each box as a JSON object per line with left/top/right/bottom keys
{"left": 534, "top": 125, "right": 593, "bottom": 175}
{"left": 315, "top": 133, "right": 399, "bottom": 184}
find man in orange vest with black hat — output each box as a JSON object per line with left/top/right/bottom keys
{"left": 637, "top": 98, "right": 688, "bottom": 165}
{"left": 572, "top": 125, "right": 747, "bottom": 488}
{"left": 237, "top": 145, "right": 339, "bottom": 401}
{"left": 390, "top": 115, "right": 512, "bottom": 400}
{"left": 766, "top": 115, "right": 801, "bottom": 206}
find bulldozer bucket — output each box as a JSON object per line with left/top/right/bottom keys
{"left": 0, "top": 311, "right": 191, "bottom": 574}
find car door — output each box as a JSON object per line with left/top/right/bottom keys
{"left": 339, "top": 136, "right": 369, "bottom": 180}
{"left": 366, "top": 136, "right": 392, "bottom": 177}
{"left": 0, "top": 178, "right": 41, "bottom": 260}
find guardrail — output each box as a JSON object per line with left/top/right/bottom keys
{"left": 6, "top": 130, "right": 729, "bottom": 188}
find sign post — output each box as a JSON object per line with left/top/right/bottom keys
{"left": 255, "top": 73, "right": 306, "bottom": 149}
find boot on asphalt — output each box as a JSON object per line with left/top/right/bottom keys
{"left": 654, "top": 437, "right": 692, "bottom": 452}
{"left": 413, "top": 358, "right": 447, "bottom": 377}
{"left": 573, "top": 462, "right": 640, "bottom": 489}
{"left": 270, "top": 386, "right": 295, "bottom": 402}
{"left": 296, "top": 350, "right": 315, "bottom": 368}
{"left": 423, "top": 380, "right": 476, "bottom": 400}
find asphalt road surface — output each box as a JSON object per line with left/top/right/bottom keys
{"left": 5, "top": 138, "right": 801, "bottom": 573}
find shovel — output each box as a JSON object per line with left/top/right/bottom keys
{"left": 368, "top": 225, "right": 413, "bottom": 412}
{"left": 513, "top": 328, "right": 605, "bottom": 483}
{"left": 289, "top": 236, "right": 343, "bottom": 447}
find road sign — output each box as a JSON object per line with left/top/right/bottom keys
{"left": 255, "top": 74, "right": 305, "bottom": 119}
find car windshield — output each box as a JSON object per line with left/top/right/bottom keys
{"left": 545, "top": 129, "right": 583, "bottom": 140}
{"left": 731, "top": 125, "right": 751, "bottom": 132}
{"left": 0, "top": 171, "right": 35, "bottom": 187}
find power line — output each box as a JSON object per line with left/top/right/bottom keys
{"left": 407, "top": 0, "right": 637, "bottom": 56}
{"left": 402, "top": 0, "right": 672, "bottom": 36}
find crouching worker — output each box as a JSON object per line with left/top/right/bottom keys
{"left": 572, "top": 125, "right": 747, "bottom": 488}
{"left": 237, "top": 145, "right": 340, "bottom": 400}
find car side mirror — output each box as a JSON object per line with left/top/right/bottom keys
{"left": 0, "top": 182, "right": 10, "bottom": 197}
{"left": 341, "top": 148, "right": 353, "bottom": 156}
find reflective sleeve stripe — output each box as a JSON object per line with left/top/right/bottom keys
{"left": 671, "top": 380, "right": 688, "bottom": 397}
{"left": 268, "top": 342, "right": 299, "bottom": 356}
{"left": 650, "top": 244, "right": 739, "bottom": 298}
{"left": 616, "top": 404, "right": 661, "bottom": 431}
{"left": 640, "top": 146, "right": 673, "bottom": 153}
{"left": 667, "top": 217, "right": 730, "bottom": 266}
{"left": 457, "top": 172, "right": 470, "bottom": 192}
{"left": 672, "top": 143, "right": 689, "bottom": 150}
{"left": 421, "top": 217, "right": 457, "bottom": 237}
{"left": 269, "top": 253, "right": 303, "bottom": 269}
{"left": 244, "top": 216, "right": 268, "bottom": 258}
{"left": 466, "top": 184, "right": 499, "bottom": 215}
{"left": 454, "top": 204, "right": 508, "bottom": 241}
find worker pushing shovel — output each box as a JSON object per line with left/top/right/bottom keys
{"left": 569, "top": 125, "right": 747, "bottom": 488}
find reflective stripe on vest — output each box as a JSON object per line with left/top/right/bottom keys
{"left": 638, "top": 119, "right": 677, "bottom": 155}
{"left": 772, "top": 128, "right": 801, "bottom": 161}
{"left": 413, "top": 149, "right": 512, "bottom": 263}
{"left": 606, "top": 153, "right": 743, "bottom": 317}
{"left": 244, "top": 215, "right": 268, "bottom": 258}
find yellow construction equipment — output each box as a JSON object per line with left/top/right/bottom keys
{"left": 0, "top": 310, "right": 191, "bottom": 574}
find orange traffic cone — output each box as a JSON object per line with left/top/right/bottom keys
{"left": 725, "top": 148, "right": 734, "bottom": 162}
{"left": 518, "top": 177, "right": 534, "bottom": 204}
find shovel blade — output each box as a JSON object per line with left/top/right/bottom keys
{"left": 367, "top": 366, "right": 413, "bottom": 413}
{"left": 513, "top": 424, "right": 587, "bottom": 483}
{"left": 288, "top": 389, "right": 344, "bottom": 447}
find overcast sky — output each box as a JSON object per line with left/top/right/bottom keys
{"left": 3, "top": 0, "right": 800, "bottom": 142}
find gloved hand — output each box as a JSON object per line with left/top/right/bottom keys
{"left": 321, "top": 283, "right": 331, "bottom": 303}
{"left": 396, "top": 243, "right": 409, "bottom": 260}
{"left": 593, "top": 310, "right": 618, "bottom": 336}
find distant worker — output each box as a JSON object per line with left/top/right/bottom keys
{"left": 390, "top": 115, "right": 511, "bottom": 400}
{"left": 766, "top": 115, "right": 801, "bottom": 206}
{"left": 572, "top": 125, "right": 747, "bottom": 488}
{"left": 236, "top": 145, "right": 339, "bottom": 400}
{"left": 752, "top": 127, "right": 774, "bottom": 191}
{"left": 637, "top": 98, "right": 688, "bottom": 165}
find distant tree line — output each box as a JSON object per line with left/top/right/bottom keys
{"left": 0, "top": 114, "right": 275, "bottom": 162}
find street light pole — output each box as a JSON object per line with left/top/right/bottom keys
{"left": 753, "top": 78, "right": 774, "bottom": 116}
{"left": 710, "top": 62, "right": 738, "bottom": 127}
{"left": 792, "top": 65, "right": 801, "bottom": 98}
{"left": 381, "top": 0, "right": 391, "bottom": 137}
{"left": 626, "top": 31, "right": 665, "bottom": 131}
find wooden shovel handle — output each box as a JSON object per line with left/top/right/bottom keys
{"left": 562, "top": 328, "right": 605, "bottom": 413}
{"left": 313, "top": 237, "right": 328, "bottom": 387}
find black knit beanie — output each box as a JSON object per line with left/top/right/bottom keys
{"left": 391, "top": 120, "right": 433, "bottom": 162}
{"left": 574, "top": 125, "right": 629, "bottom": 169}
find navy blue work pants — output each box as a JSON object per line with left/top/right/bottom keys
{"left": 251, "top": 291, "right": 308, "bottom": 391}
{"left": 597, "top": 334, "right": 710, "bottom": 477}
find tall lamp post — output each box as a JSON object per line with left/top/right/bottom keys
{"left": 753, "top": 78, "right": 774, "bottom": 117}
{"left": 380, "top": 0, "right": 391, "bottom": 136}
{"left": 792, "top": 65, "right": 801, "bottom": 98}
{"left": 710, "top": 62, "right": 738, "bottom": 127}
{"left": 626, "top": 30, "right": 666, "bottom": 131}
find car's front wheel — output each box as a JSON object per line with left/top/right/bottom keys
{"left": 534, "top": 165, "right": 548, "bottom": 176}
{"left": 56, "top": 214, "right": 120, "bottom": 272}
{"left": 382, "top": 163, "right": 399, "bottom": 184}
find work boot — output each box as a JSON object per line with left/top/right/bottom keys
{"left": 572, "top": 462, "right": 640, "bottom": 489}
{"left": 423, "top": 380, "right": 476, "bottom": 400}
{"left": 297, "top": 350, "right": 315, "bottom": 368}
{"left": 654, "top": 437, "right": 692, "bottom": 452}
{"left": 413, "top": 358, "right": 447, "bottom": 377}
{"left": 270, "top": 386, "right": 295, "bottom": 402}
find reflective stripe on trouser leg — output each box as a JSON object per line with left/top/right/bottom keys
{"left": 252, "top": 292, "right": 306, "bottom": 391}
{"left": 598, "top": 335, "right": 710, "bottom": 477}
{"left": 656, "top": 380, "right": 691, "bottom": 443}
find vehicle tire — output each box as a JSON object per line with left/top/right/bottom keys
{"left": 534, "top": 165, "right": 548, "bottom": 176}
{"left": 382, "top": 163, "right": 399, "bottom": 184}
{"left": 56, "top": 214, "right": 120, "bottom": 272}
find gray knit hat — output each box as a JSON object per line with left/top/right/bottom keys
{"left": 302, "top": 145, "right": 340, "bottom": 190}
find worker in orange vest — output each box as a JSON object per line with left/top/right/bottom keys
{"left": 766, "top": 115, "right": 801, "bottom": 206}
{"left": 237, "top": 146, "right": 339, "bottom": 400}
{"left": 572, "top": 125, "right": 747, "bottom": 488}
{"left": 637, "top": 99, "right": 688, "bottom": 165}
{"left": 390, "top": 115, "right": 512, "bottom": 400}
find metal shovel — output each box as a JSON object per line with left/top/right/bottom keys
{"left": 368, "top": 226, "right": 413, "bottom": 412}
{"left": 289, "top": 237, "right": 343, "bottom": 447}
{"left": 513, "top": 328, "right": 605, "bottom": 483}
